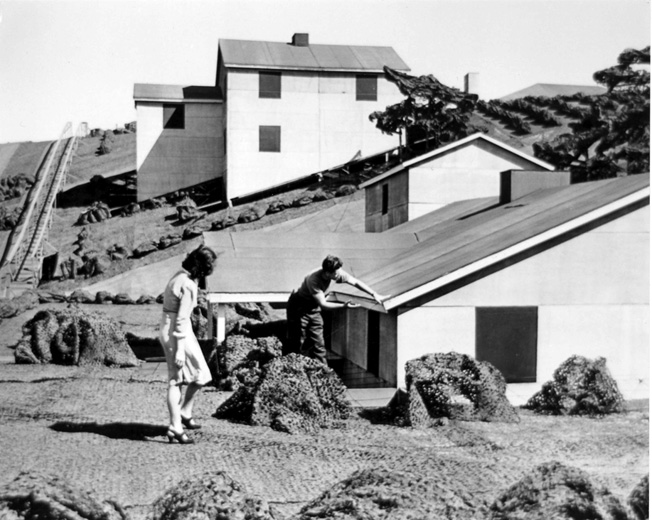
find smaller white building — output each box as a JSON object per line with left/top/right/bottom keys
{"left": 360, "top": 133, "right": 556, "bottom": 231}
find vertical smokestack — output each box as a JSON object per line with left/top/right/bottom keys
{"left": 291, "top": 33, "right": 309, "bottom": 47}
{"left": 464, "top": 72, "right": 479, "bottom": 96}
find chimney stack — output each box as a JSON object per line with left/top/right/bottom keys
{"left": 464, "top": 72, "right": 479, "bottom": 96}
{"left": 500, "top": 170, "right": 571, "bottom": 204}
{"left": 291, "top": 33, "right": 309, "bottom": 47}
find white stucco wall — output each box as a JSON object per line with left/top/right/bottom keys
{"left": 407, "top": 140, "right": 550, "bottom": 219}
{"left": 396, "top": 206, "right": 650, "bottom": 400}
{"left": 225, "top": 69, "right": 401, "bottom": 200}
{"left": 136, "top": 101, "right": 224, "bottom": 201}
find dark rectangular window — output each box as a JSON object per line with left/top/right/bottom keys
{"left": 367, "top": 310, "right": 380, "bottom": 376}
{"left": 476, "top": 307, "right": 538, "bottom": 383}
{"left": 259, "top": 125, "right": 281, "bottom": 152}
{"left": 259, "top": 72, "right": 281, "bottom": 98}
{"left": 163, "top": 104, "right": 184, "bottom": 129}
{"left": 356, "top": 75, "right": 377, "bottom": 101}
{"left": 381, "top": 184, "right": 389, "bottom": 215}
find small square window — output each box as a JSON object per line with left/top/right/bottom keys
{"left": 259, "top": 72, "right": 281, "bottom": 99}
{"left": 163, "top": 104, "right": 184, "bottom": 129}
{"left": 259, "top": 125, "right": 281, "bottom": 152}
{"left": 356, "top": 75, "right": 377, "bottom": 101}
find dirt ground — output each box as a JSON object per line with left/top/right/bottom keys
{"left": 0, "top": 305, "right": 648, "bottom": 519}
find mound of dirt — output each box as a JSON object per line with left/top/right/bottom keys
{"left": 216, "top": 333, "right": 282, "bottom": 390}
{"left": 214, "top": 353, "right": 351, "bottom": 434}
{"left": 525, "top": 355, "right": 624, "bottom": 415}
{"left": 0, "top": 290, "right": 39, "bottom": 319}
{"left": 489, "top": 461, "right": 628, "bottom": 519}
{"left": 149, "top": 471, "right": 277, "bottom": 520}
{"left": 396, "top": 352, "right": 519, "bottom": 427}
{"left": 297, "top": 467, "right": 483, "bottom": 520}
{"left": 13, "top": 307, "right": 139, "bottom": 367}
{"left": 629, "top": 474, "right": 649, "bottom": 520}
{"left": 0, "top": 471, "right": 127, "bottom": 520}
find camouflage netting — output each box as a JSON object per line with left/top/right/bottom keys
{"left": 394, "top": 352, "right": 519, "bottom": 428}
{"left": 297, "top": 467, "right": 482, "bottom": 520}
{"left": 13, "top": 307, "right": 139, "bottom": 367}
{"left": 628, "top": 474, "right": 649, "bottom": 520}
{"left": 0, "top": 471, "right": 127, "bottom": 520}
{"left": 488, "top": 461, "right": 628, "bottom": 520}
{"left": 524, "top": 356, "right": 624, "bottom": 415}
{"left": 149, "top": 471, "right": 277, "bottom": 520}
{"left": 215, "top": 353, "right": 351, "bottom": 434}
{"left": 216, "top": 333, "right": 283, "bottom": 390}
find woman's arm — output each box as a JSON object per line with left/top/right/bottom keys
{"left": 172, "top": 285, "right": 195, "bottom": 367}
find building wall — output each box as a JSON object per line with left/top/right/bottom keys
{"left": 407, "top": 140, "right": 550, "bottom": 219}
{"left": 364, "top": 170, "right": 409, "bottom": 232}
{"left": 225, "top": 69, "right": 401, "bottom": 200}
{"left": 136, "top": 101, "right": 225, "bottom": 201}
{"left": 394, "top": 206, "right": 649, "bottom": 400}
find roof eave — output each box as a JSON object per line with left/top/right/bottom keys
{"left": 374, "top": 186, "right": 650, "bottom": 310}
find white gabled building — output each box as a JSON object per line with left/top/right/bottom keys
{"left": 134, "top": 33, "right": 409, "bottom": 203}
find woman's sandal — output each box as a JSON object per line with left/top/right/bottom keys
{"left": 181, "top": 415, "right": 201, "bottom": 430}
{"left": 166, "top": 427, "right": 195, "bottom": 444}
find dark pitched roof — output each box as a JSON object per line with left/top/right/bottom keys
{"left": 219, "top": 38, "right": 409, "bottom": 73}
{"left": 332, "top": 174, "right": 650, "bottom": 309}
{"left": 133, "top": 84, "right": 222, "bottom": 102}
{"left": 499, "top": 83, "right": 607, "bottom": 101}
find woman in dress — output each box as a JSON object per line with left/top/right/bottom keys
{"left": 160, "top": 245, "right": 217, "bottom": 444}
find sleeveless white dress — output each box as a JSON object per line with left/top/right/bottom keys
{"left": 159, "top": 269, "right": 212, "bottom": 385}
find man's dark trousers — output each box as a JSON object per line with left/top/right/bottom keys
{"left": 285, "top": 292, "right": 327, "bottom": 365}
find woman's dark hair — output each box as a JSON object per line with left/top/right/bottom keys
{"left": 182, "top": 245, "right": 217, "bottom": 279}
{"left": 322, "top": 255, "right": 343, "bottom": 273}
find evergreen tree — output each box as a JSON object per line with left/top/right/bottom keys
{"left": 533, "top": 46, "right": 649, "bottom": 181}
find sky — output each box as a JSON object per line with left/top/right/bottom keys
{"left": 0, "top": 0, "right": 649, "bottom": 144}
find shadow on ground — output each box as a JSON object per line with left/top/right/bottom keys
{"left": 50, "top": 421, "right": 167, "bottom": 441}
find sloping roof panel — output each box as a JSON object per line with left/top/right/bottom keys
{"left": 331, "top": 175, "right": 650, "bottom": 307}
{"left": 219, "top": 38, "right": 409, "bottom": 72}
{"left": 133, "top": 84, "right": 222, "bottom": 101}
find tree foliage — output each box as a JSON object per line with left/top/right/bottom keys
{"left": 533, "top": 46, "right": 649, "bottom": 182}
{"left": 370, "top": 66, "right": 479, "bottom": 151}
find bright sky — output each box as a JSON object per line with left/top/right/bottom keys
{"left": 0, "top": 0, "right": 649, "bottom": 144}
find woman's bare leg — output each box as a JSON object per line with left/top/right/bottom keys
{"left": 167, "top": 381, "right": 183, "bottom": 431}
{"left": 180, "top": 382, "right": 202, "bottom": 420}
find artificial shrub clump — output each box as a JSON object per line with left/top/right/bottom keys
{"left": 397, "top": 352, "right": 519, "bottom": 427}
{"left": 149, "top": 471, "right": 277, "bottom": 520}
{"left": 525, "top": 355, "right": 624, "bottom": 415}
{"left": 628, "top": 474, "right": 649, "bottom": 520}
{"left": 0, "top": 471, "right": 127, "bottom": 520}
{"left": 489, "top": 461, "right": 628, "bottom": 519}
{"left": 216, "top": 333, "right": 282, "bottom": 390}
{"left": 215, "top": 353, "right": 351, "bottom": 434}
{"left": 298, "top": 467, "right": 482, "bottom": 520}
{"left": 13, "top": 307, "right": 139, "bottom": 367}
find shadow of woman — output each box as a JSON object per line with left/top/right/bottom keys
{"left": 50, "top": 421, "right": 168, "bottom": 441}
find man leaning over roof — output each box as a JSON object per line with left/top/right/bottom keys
{"left": 285, "top": 254, "right": 385, "bottom": 365}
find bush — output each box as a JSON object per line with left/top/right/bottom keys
{"left": 395, "top": 352, "right": 519, "bottom": 427}
{"left": 524, "top": 355, "right": 624, "bottom": 415}
{"left": 215, "top": 353, "right": 351, "bottom": 434}
{"left": 489, "top": 461, "right": 628, "bottom": 519}
{"left": 150, "top": 471, "right": 276, "bottom": 520}
{"left": 13, "top": 307, "right": 139, "bottom": 367}
{"left": 0, "top": 472, "right": 127, "bottom": 520}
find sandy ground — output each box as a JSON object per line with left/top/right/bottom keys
{"left": 0, "top": 305, "right": 648, "bottom": 519}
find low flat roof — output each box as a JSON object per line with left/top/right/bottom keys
{"left": 133, "top": 84, "right": 223, "bottom": 102}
